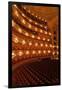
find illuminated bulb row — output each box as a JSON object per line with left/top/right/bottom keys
{"left": 13, "top": 6, "right": 49, "bottom": 36}
{"left": 14, "top": 10, "right": 19, "bottom": 17}
{"left": 53, "top": 45, "right": 59, "bottom": 49}
{"left": 12, "top": 20, "right": 15, "bottom": 27}
{"left": 12, "top": 50, "right": 51, "bottom": 58}
{"left": 52, "top": 51, "right": 59, "bottom": 55}
{"left": 13, "top": 37, "right": 52, "bottom": 48}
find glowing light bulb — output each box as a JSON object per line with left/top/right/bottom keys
{"left": 32, "top": 50, "right": 36, "bottom": 54}
{"left": 18, "top": 51, "right": 23, "bottom": 56}
{"left": 49, "top": 32, "right": 51, "bottom": 35}
{"left": 53, "top": 45, "right": 55, "bottom": 48}
{"left": 14, "top": 37, "right": 19, "bottom": 43}
{"left": 48, "top": 50, "right": 51, "bottom": 53}
{"left": 31, "top": 35, "right": 35, "bottom": 38}
{"left": 50, "top": 44, "right": 52, "bottom": 47}
{"left": 18, "top": 28, "right": 22, "bottom": 33}
{"left": 13, "top": 4, "right": 17, "bottom": 8}
{"left": 57, "top": 45, "right": 59, "bottom": 49}
{"left": 45, "top": 19, "right": 47, "bottom": 22}
{"left": 29, "top": 42, "right": 32, "bottom": 46}
{"left": 15, "top": 10, "right": 18, "bottom": 17}
{"left": 37, "top": 36, "right": 40, "bottom": 40}
{"left": 43, "top": 50, "right": 46, "bottom": 54}
{"left": 12, "top": 51, "right": 16, "bottom": 58}
{"left": 38, "top": 50, "right": 41, "bottom": 54}
{"left": 22, "top": 40, "right": 26, "bottom": 45}
{"left": 26, "top": 50, "right": 29, "bottom": 55}
{"left": 47, "top": 39, "right": 50, "bottom": 42}
{"left": 25, "top": 32, "right": 29, "bottom": 36}
{"left": 39, "top": 17, "right": 41, "bottom": 19}
{"left": 24, "top": 7, "right": 26, "bottom": 9}
{"left": 43, "top": 38, "right": 45, "bottom": 41}
{"left": 44, "top": 31, "right": 47, "bottom": 34}
{"left": 40, "top": 43, "right": 43, "bottom": 47}
{"left": 22, "top": 13, "right": 25, "bottom": 17}
{"left": 42, "top": 18, "right": 44, "bottom": 21}
{"left": 35, "top": 43, "right": 38, "bottom": 46}
{"left": 45, "top": 44, "right": 48, "bottom": 47}
{"left": 40, "top": 25, "right": 43, "bottom": 27}
{"left": 53, "top": 52, "right": 55, "bottom": 55}
{"left": 36, "top": 16, "right": 37, "bottom": 18}
{"left": 35, "top": 27, "right": 38, "bottom": 31}
{"left": 12, "top": 20, "right": 15, "bottom": 27}
{"left": 35, "top": 22, "right": 37, "bottom": 25}
{"left": 28, "top": 24, "right": 31, "bottom": 28}
{"left": 22, "top": 19, "right": 25, "bottom": 24}
{"left": 29, "top": 19, "right": 32, "bottom": 22}
{"left": 40, "top": 30, "right": 43, "bottom": 33}
{"left": 44, "top": 26, "right": 47, "bottom": 30}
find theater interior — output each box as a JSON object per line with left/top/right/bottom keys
{"left": 11, "top": 4, "right": 60, "bottom": 87}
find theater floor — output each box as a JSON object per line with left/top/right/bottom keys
{"left": 12, "top": 58, "right": 60, "bottom": 87}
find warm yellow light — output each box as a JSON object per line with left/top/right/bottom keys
{"left": 36, "top": 16, "right": 37, "bottom": 18}
{"left": 47, "top": 39, "right": 50, "bottom": 42}
{"left": 22, "top": 19, "right": 25, "bottom": 24}
{"left": 40, "top": 30, "right": 43, "bottom": 33}
{"left": 43, "top": 50, "right": 46, "bottom": 54}
{"left": 32, "top": 13, "right": 34, "bottom": 15}
{"left": 38, "top": 50, "right": 41, "bottom": 54}
{"left": 35, "top": 22, "right": 37, "bottom": 25}
{"left": 44, "top": 26, "right": 47, "bottom": 29}
{"left": 42, "top": 18, "right": 44, "bottom": 21}
{"left": 44, "top": 31, "right": 47, "bottom": 34}
{"left": 35, "top": 43, "right": 38, "bottom": 46}
{"left": 18, "top": 51, "right": 23, "bottom": 56}
{"left": 12, "top": 20, "right": 15, "bottom": 27}
{"left": 35, "top": 27, "right": 38, "bottom": 31}
{"left": 50, "top": 44, "right": 52, "bottom": 47}
{"left": 28, "top": 24, "right": 31, "bottom": 28}
{"left": 12, "top": 51, "right": 16, "bottom": 58}
{"left": 40, "top": 25, "right": 43, "bottom": 27}
{"left": 31, "top": 35, "right": 35, "bottom": 38}
{"left": 15, "top": 10, "right": 19, "bottom": 17}
{"left": 24, "top": 7, "right": 26, "bottom": 9}
{"left": 29, "top": 42, "right": 32, "bottom": 46}
{"left": 39, "top": 17, "right": 41, "bottom": 19}
{"left": 49, "top": 32, "right": 51, "bottom": 35}
{"left": 14, "top": 37, "right": 19, "bottom": 43}
{"left": 26, "top": 50, "right": 29, "bottom": 55}
{"left": 22, "top": 13, "right": 25, "bottom": 17}
{"left": 57, "top": 45, "right": 59, "bottom": 49}
{"left": 40, "top": 43, "right": 43, "bottom": 47}
{"left": 48, "top": 50, "right": 51, "bottom": 53}
{"left": 29, "top": 19, "right": 32, "bottom": 22}
{"left": 53, "top": 45, "right": 55, "bottom": 48}
{"left": 45, "top": 19, "right": 47, "bottom": 22}
{"left": 18, "top": 28, "right": 22, "bottom": 33}
{"left": 13, "top": 4, "right": 17, "bottom": 8}
{"left": 22, "top": 40, "right": 26, "bottom": 45}
{"left": 37, "top": 36, "right": 40, "bottom": 40}
{"left": 25, "top": 32, "right": 29, "bottom": 36}
{"left": 53, "top": 52, "right": 55, "bottom": 55}
{"left": 43, "top": 38, "right": 46, "bottom": 41}
{"left": 32, "top": 50, "right": 36, "bottom": 54}
{"left": 45, "top": 44, "right": 48, "bottom": 47}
